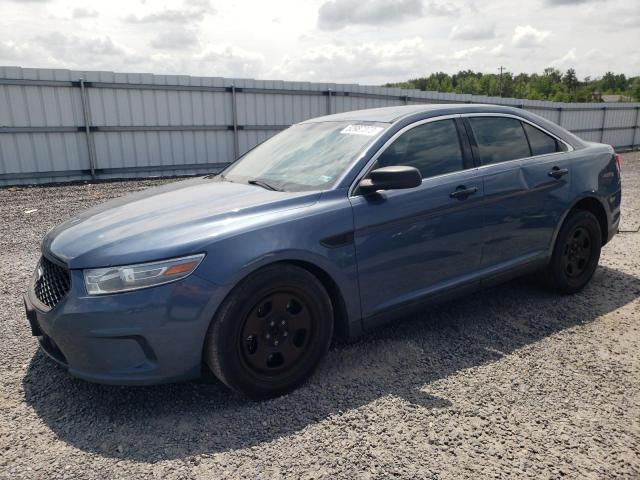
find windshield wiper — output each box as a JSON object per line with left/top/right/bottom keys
{"left": 247, "top": 179, "right": 281, "bottom": 191}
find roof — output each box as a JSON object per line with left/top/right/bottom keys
{"left": 601, "top": 94, "right": 632, "bottom": 103}
{"left": 301, "top": 103, "right": 526, "bottom": 124}
{"left": 301, "top": 102, "right": 587, "bottom": 150}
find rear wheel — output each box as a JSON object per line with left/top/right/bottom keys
{"left": 204, "top": 264, "right": 333, "bottom": 399}
{"left": 543, "top": 210, "right": 602, "bottom": 294}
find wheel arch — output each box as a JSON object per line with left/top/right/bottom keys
{"left": 204, "top": 256, "right": 357, "bottom": 352}
{"left": 570, "top": 196, "right": 609, "bottom": 246}
{"left": 286, "top": 259, "right": 351, "bottom": 342}
{"left": 548, "top": 194, "right": 609, "bottom": 259}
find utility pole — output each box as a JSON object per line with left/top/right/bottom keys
{"left": 498, "top": 65, "right": 504, "bottom": 97}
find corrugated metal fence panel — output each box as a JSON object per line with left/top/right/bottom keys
{"left": 561, "top": 108, "right": 597, "bottom": 131}
{"left": 1, "top": 66, "right": 639, "bottom": 186}
{"left": 85, "top": 71, "right": 234, "bottom": 180}
{"left": 0, "top": 67, "right": 91, "bottom": 184}
{"left": 236, "top": 80, "right": 324, "bottom": 126}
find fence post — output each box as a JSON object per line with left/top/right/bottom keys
{"left": 78, "top": 78, "right": 97, "bottom": 179}
{"left": 600, "top": 106, "right": 607, "bottom": 143}
{"left": 326, "top": 89, "right": 333, "bottom": 115}
{"left": 632, "top": 106, "right": 640, "bottom": 150}
{"left": 557, "top": 106, "right": 563, "bottom": 126}
{"left": 231, "top": 84, "right": 239, "bottom": 160}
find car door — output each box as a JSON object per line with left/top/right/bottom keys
{"left": 349, "top": 117, "right": 485, "bottom": 326}
{"left": 518, "top": 121, "right": 572, "bottom": 253}
{"left": 464, "top": 115, "right": 572, "bottom": 272}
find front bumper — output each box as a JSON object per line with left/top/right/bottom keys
{"left": 24, "top": 269, "right": 225, "bottom": 385}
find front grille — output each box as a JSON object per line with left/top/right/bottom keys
{"left": 34, "top": 256, "right": 71, "bottom": 309}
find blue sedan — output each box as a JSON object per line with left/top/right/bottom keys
{"left": 24, "top": 104, "right": 622, "bottom": 399}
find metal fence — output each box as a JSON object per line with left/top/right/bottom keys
{"left": 1, "top": 66, "right": 639, "bottom": 186}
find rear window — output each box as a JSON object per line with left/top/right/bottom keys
{"left": 468, "top": 117, "right": 530, "bottom": 165}
{"left": 522, "top": 122, "right": 561, "bottom": 156}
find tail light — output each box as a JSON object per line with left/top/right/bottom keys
{"left": 614, "top": 153, "right": 622, "bottom": 176}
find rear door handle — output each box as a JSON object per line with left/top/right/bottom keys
{"left": 548, "top": 167, "right": 569, "bottom": 179}
{"left": 450, "top": 185, "right": 479, "bottom": 199}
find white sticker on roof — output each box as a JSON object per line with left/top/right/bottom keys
{"left": 340, "top": 124, "right": 384, "bottom": 136}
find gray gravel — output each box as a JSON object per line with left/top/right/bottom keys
{"left": 1, "top": 153, "right": 639, "bottom": 479}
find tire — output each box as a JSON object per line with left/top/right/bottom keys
{"left": 543, "top": 209, "right": 602, "bottom": 294}
{"left": 203, "top": 264, "right": 334, "bottom": 399}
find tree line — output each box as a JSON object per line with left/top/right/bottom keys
{"left": 384, "top": 68, "right": 640, "bottom": 103}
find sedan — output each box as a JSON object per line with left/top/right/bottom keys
{"left": 24, "top": 104, "right": 622, "bottom": 399}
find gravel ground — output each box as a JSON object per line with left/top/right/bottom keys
{"left": 1, "top": 152, "right": 639, "bottom": 479}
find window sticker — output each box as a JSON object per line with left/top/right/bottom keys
{"left": 340, "top": 124, "right": 384, "bottom": 136}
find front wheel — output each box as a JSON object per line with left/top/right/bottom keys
{"left": 203, "top": 264, "right": 333, "bottom": 399}
{"left": 543, "top": 209, "right": 602, "bottom": 294}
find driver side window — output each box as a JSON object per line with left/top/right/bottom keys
{"left": 375, "top": 119, "right": 465, "bottom": 179}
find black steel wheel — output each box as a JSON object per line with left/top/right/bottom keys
{"left": 561, "top": 226, "right": 592, "bottom": 278}
{"left": 544, "top": 209, "right": 601, "bottom": 294}
{"left": 239, "top": 291, "right": 316, "bottom": 375}
{"left": 204, "top": 264, "right": 333, "bottom": 399}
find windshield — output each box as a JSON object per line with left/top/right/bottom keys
{"left": 223, "top": 121, "right": 388, "bottom": 192}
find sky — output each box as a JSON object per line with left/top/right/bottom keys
{"left": 0, "top": 0, "right": 638, "bottom": 85}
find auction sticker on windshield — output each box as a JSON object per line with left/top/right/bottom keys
{"left": 340, "top": 125, "right": 384, "bottom": 136}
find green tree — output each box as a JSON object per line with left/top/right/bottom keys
{"left": 563, "top": 68, "right": 578, "bottom": 101}
{"left": 601, "top": 72, "right": 617, "bottom": 92}
{"left": 543, "top": 67, "right": 562, "bottom": 84}
{"left": 383, "top": 69, "right": 639, "bottom": 103}
{"left": 632, "top": 78, "right": 640, "bottom": 101}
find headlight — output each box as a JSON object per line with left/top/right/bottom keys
{"left": 83, "top": 254, "right": 205, "bottom": 295}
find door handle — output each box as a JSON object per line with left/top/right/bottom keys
{"left": 450, "top": 185, "right": 479, "bottom": 199}
{"left": 548, "top": 167, "right": 569, "bottom": 179}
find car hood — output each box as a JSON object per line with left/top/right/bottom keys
{"left": 43, "top": 177, "right": 321, "bottom": 269}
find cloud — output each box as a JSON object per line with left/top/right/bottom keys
{"left": 0, "top": 40, "right": 32, "bottom": 61}
{"left": 550, "top": 48, "right": 577, "bottom": 68}
{"left": 583, "top": 48, "right": 605, "bottom": 62}
{"left": 272, "top": 37, "right": 429, "bottom": 82}
{"left": 450, "top": 22, "right": 496, "bottom": 40}
{"left": 512, "top": 25, "right": 551, "bottom": 47}
{"left": 125, "top": 9, "right": 205, "bottom": 24}
{"left": 605, "top": 6, "right": 640, "bottom": 30}
{"left": 183, "top": 0, "right": 214, "bottom": 8}
{"left": 124, "top": 0, "right": 215, "bottom": 24}
{"left": 150, "top": 30, "right": 199, "bottom": 50}
{"left": 1, "top": 0, "right": 636, "bottom": 82}
{"left": 616, "top": 16, "right": 640, "bottom": 29}
{"left": 449, "top": 44, "right": 504, "bottom": 61}
{"left": 0, "top": 33, "right": 147, "bottom": 72}
{"left": 0, "top": 30, "right": 265, "bottom": 78}
{"left": 424, "top": 1, "right": 460, "bottom": 16}
{"left": 452, "top": 46, "right": 484, "bottom": 60}
{"left": 545, "top": 0, "right": 595, "bottom": 4}
{"left": 317, "top": 0, "right": 457, "bottom": 30}
{"left": 196, "top": 45, "right": 265, "bottom": 78}
{"left": 72, "top": 7, "right": 99, "bottom": 19}
{"left": 489, "top": 43, "right": 504, "bottom": 56}
{"left": 34, "top": 32, "right": 127, "bottom": 57}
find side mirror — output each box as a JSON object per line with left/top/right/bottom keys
{"left": 358, "top": 166, "right": 422, "bottom": 194}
